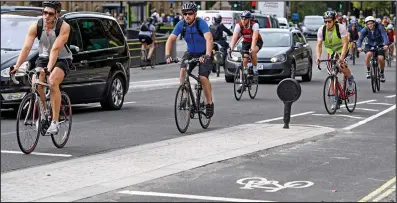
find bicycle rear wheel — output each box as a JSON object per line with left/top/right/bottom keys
{"left": 248, "top": 74, "right": 258, "bottom": 99}
{"left": 51, "top": 91, "right": 72, "bottom": 148}
{"left": 16, "top": 93, "right": 41, "bottom": 154}
{"left": 150, "top": 53, "right": 156, "bottom": 69}
{"left": 323, "top": 76, "right": 338, "bottom": 115}
{"left": 370, "top": 63, "right": 377, "bottom": 93}
{"left": 140, "top": 50, "right": 147, "bottom": 70}
{"left": 174, "top": 84, "right": 191, "bottom": 133}
{"left": 233, "top": 66, "right": 244, "bottom": 101}
{"left": 198, "top": 89, "right": 211, "bottom": 129}
{"left": 345, "top": 80, "right": 357, "bottom": 113}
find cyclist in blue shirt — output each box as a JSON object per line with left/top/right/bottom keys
{"left": 357, "top": 16, "right": 389, "bottom": 82}
{"left": 165, "top": 2, "right": 214, "bottom": 118}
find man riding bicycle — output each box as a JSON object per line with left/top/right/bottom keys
{"left": 228, "top": 10, "right": 263, "bottom": 93}
{"left": 316, "top": 11, "right": 355, "bottom": 110}
{"left": 357, "top": 16, "right": 389, "bottom": 82}
{"left": 10, "top": 1, "right": 71, "bottom": 135}
{"left": 348, "top": 19, "right": 361, "bottom": 59}
{"left": 386, "top": 24, "right": 396, "bottom": 59}
{"left": 165, "top": 2, "right": 214, "bottom": 118}
{"left": 138, "top": 17, "right": 157, "bottom": 62}
{"left": 210, "top": 14, "right": 233, "bottom": 72}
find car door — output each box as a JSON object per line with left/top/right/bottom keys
{"left": 292, "top": 33, "right": 304, "bottom": 71}
{"left": 296, "top": 32, "right": 310, "bottom": 73}
{"left": 76, "top": 18, "right": 111, "bottom": 100}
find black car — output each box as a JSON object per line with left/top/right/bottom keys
{"left": 1, "top": 11, "right": 130, "bottom": 111}
{"left": 225, "top": 28, "right": 313, "bottom": 82}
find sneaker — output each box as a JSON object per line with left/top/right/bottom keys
{"left": 348, "top": 75, "right": 354, "bottom": 86}
{"left": 366, "top": 71, "right": 371, "bottom": 79}
{"left": 237, "top": 85, "right": 244, "bottom": 93}
{"left": 331, "top": 97, "right": 337, "bottom": 110}
{"left": 380, "top": 73, "right": 386, "bottom": 83}
{"left": 205, "top": 102, "right": 214, "bottom": 118}
{"left": 46, "top": 120, "right": 59, "bottom": 135}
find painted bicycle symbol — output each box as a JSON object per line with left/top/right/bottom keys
{"left": 236, "top": 177, "right": 314, "bottom": 192}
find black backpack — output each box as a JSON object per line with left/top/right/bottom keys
{"left": 36, "top": 18, "right": 70, "bottom": 52}
{"left": 210, "top": 23, "right": 223, "bottom": 41}
{"left": 322, "top": 23, "right": 341, "bottom": 41}
{"left": 181, "top": 17, "right": 204, "bottom": 38}
{"left": 140, "top": 22, "right": 150, "bottom": 32}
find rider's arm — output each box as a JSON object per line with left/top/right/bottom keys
{"left": 339, "top": 24, "right": 349, "bottom": 59}
{"left": 357, "top": 28, "right": 366, "bottom": 48}
{"left": 14, "top": 23, "right": 37, "bottom": 69}
{"left": 229, "top": 24, "right": 241, "bottom": 50}
{"left": 165, "top": 20, "right": 183, "bottom": 56}
{"left": 222, "top": 24, "right": 233, "bottom": 36}
{"left": 250, "top": 23, "right": 260, "bottom": 50}
{"left": 198, "top": 19, "right": 213, "bottom": 56}
{"left": 47, "top": 22, "right": 71, "bottom": 72}
{"left": 316, "top": 27, "right": 323, "bottom": 59}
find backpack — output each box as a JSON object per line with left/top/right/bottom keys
{"left": 36, "top": 18, "right": 70, "bottom": 52}
{"left": 210, "top": 23, "right": 223, "bottom": 41}
{"left": 181, "top": 17, "right": 204, "bottom": 38}
{"left": 140, "top": 22, "right": 150, "bottom": 32}
{"left": 322, "top": 23, "right": 341, "bottom": 41}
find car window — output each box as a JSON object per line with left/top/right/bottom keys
{"left": 254, "top": 16, "right": 266, "bottom": 28}
{"left": 67, "top": 20, "right": 83, "bottom": 50}
{"left": 101, "top": 18, "right": 125, "bottom": 48}
{"left": 1, "top": 17, "right": 39, "bottom": 50}
{"left": 78, "top": 19, "right": 109, "bottom": 51}
{"left": 292, "top": 33, "right": 300, "bottom": 45}
{"left": 233, "top": 31, "right": 291, "bottom": 49}
{"left": 296, "top": 32, "right": 307, "bottom": 44}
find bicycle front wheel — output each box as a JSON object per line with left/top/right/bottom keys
{"left": 16, "top": 93, "right": 41, "bottom": 154}
{"left": 174, "top": 84, "right": 191, "bottom": 133}
{"left": 323, "top": 76, "right": 338, "bottom": 115}
{"left": 376, "top": 66, "right": 381, "bottom": 92}
{"left": 248, "top": 74, "right": 258, "bottom": 99}
{"left": 387, "top": 51, "right": 392, "bottom": 67}
{"left": 345, "top": 81, "right": 357, "bottom": 113}
{"left": 233, "top": 66, "right": 244, "bottom": 101}
{"left": 150, "top": 53, "right": 156, "bottom": 69}
{"left": 352, "top": 47, "right": 356, "bottom": 65}
{"left": 51, "top": 91, "right": 72, "bottom": 148}
{"left": 370, "top": 63, "right": 377, "bottom": 93}
{"left": 198, "top": 89, "right": 211, "bottom": 129}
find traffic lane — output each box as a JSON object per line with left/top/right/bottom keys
{"left": 79, "top": 110, "right": 395, "bottom": 202}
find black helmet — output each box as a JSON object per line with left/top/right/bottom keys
{"left": 241, "top": 10, "right": 252, "bottom": 18}
{"left": 42, "top": 1, "right": 61, "bottom": 13}
{"left": 214, "top": 14, "right": 222, "bottom": 23}
{"left": 181, "top": 2, "right": 197, "bottom": 13}
{"left": 323, "top": 11, "right": 336, "bottom": 19}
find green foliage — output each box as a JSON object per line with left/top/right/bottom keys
{"left": 290, "top": 1, "right": 328, "bottom": 22}
{"left": 352, "top": 1, "right": 392, "bottom": 15}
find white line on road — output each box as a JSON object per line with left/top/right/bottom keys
{"left": 312, "top": 114, "right": 364, "bottom": 119}
{"left": 367, "top": 102, "right": 394, "bottom": 106}
{"left": 255, "top": 111, "right": 315, "bottom": 124}
{"left": 354, "top": 108, "right": 380, "bottom": 112}
{"left": 385, "top": 95, "right": 396, "bottom": 98}
{"left": 118, "top": 190, "right": 274, "bottom": 202}
{"left": 343, "top": 105, "right": 396, "bottom": 131}
{"left": 373, "top": 185, "right": 396, "bottom": 202}
{"left": 1, "top": 150, "right": 72, "bottom": 157}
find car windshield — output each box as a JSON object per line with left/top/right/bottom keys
{"left": 1, "top": 17, "right": 39, "bottom": 50}
{"left": 304, "top": 18, "right": 323, "bottom": 25}
{"left": 233, "top": 31, "right": 291, "bottom": 50}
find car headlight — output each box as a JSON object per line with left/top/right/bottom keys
{"left": 230, "top": 52, "right": 242, "bottom": 62}
{"left": 301, "top": 26, "right": 307, "bottom": 32}
{"left": 1, "top": 61, "right": 30, "bottom": 78}
{"left": 270, "top": 54, "right": 287, "bottom": 63}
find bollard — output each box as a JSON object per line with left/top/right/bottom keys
{"left": 276, "top": 78, "right": 302, "bottom": 129}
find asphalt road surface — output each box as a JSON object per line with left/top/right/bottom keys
{"left": 1, "top": 39, "right": 396, "bottom": 202}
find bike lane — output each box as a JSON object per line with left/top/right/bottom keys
{"left": 79, "top": 109, "right": 395, "bottom": 202}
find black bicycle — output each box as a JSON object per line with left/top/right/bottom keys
{"left": 231, "top": 50, "right": 259, "bottom": 101}
{"left": 172, "top": 58, "right": 211, "bottom": 133}
{"left": 363, "top": 46, "right": 384, "bottom": 93}
{"left": 386, "top": 43, "right": 394, "bottom": 67}
{"left": 140, "top": 44, "right": 157, "bottom": 70}
{"left": 351, "top": 40, "right": 359, "bottom": 65}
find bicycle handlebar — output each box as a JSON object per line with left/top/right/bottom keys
{"left": 316, "top": 59, "right": 338, "bottom": 70}
{"left": 9, "top": 67, "right": 50, "bottom": 85}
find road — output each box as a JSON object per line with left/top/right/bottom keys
{"left": 1, "top": 39, "right": 396, "bottom": 202}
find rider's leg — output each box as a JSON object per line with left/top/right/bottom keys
{"left": 141, "top": 43, "right": 147, "bottom": 60}
{"left": 365, "top": 51, "right": 372, "bottom": 79}
{"left": 378, "top": 50, "right": 386, "bottom": 82}
{"left": 147, "top": 42, "right": 155, "bottom": 59}
{"left": 349, "top": 41, "right": 354, "bottom": 58}
{"left": 35, "top": 58, "right": 49, "bottom": 115}
{"left": 251, "top": 42, "right": 261, "bottom": 74}
{"left": 199, "top": 60, "right": 214, "bottom": 118}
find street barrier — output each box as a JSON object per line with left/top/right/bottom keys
{"left": 276, "top": 78, "right": 302, "bottom": 129}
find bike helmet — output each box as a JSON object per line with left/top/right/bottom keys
{"left": 181, "top": 2, "right": 197, "bottom": 13}
{"left": 323, "top": 11, "right": 336, "bottom": 19}
{"left": 375, "top": 18, "right": 381, "bottom": 23}
{"left": 214, "top": 14, "right": 222, "bottom": 23}
{"left": 241, "top": 10, "right": 252, "bottom": 19}
{"left": 387, "top": 24, "right": 394, "bottom": 30}
{"left": 350, "top": 19, "right": 357, "bottom": 24}
{"left": 42, "top": 1, "right": 62, "bottom": 13}
{"left": 364, "top": 16, "right": 376, "bottom": 23}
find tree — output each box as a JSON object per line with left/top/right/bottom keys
{"left": 352, "top": 1, "right": 392, "bottom": 16}
{"left": 290, "top": 1, "right": 328, "bottom": 22}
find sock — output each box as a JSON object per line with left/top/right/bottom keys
{"left": 367, "top": 67, "right": 370, "bottom": 72}
{"left": 381, "top": 69, "right": 384, "bottom": 74}
{"left": 52, "top": 120, "right": 59, "bottom": 125}
{"left": 253, "top": 65, "right": 257, "bottom": 72}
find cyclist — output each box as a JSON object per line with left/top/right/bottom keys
{"left": 10, "top": 1, "right": 71, "bottom": 135}
{"left": 348, "top": 19, "right": 361, "bottom": 59}
{"left": 386, "top": 24, "right": 396, "bottom": 60}
{"left": 138, "top": 17, "right": 157, "bottom": 62}
{"left": 164, "top": 2, "right": 214, "bottom": 118}
{"left": 316, "top": 11, "right": 355, "bottom": 110}
{"left": 357, "top": 16, "right": 389, "bottom": 82}
{"left": 228, "top": 10, "right": 263, "bottom": 93}
{"left": 210, "top": 14, "right": 233, "bottom": 72}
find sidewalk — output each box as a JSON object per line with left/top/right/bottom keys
{"left": 1, "top": 123, "right": 334, "bottom": 202}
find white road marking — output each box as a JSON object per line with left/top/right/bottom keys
{"left": 385, "top": 95, "right": 396, "bottom": 98}
{"left": 118, "top": 190, "right": 274, "bottom": 202}
{"left": 354, "top": 108, "right": 380, "bottom": 112}
{"left": 312, "top": 114, "right": 364, "bottom": 119}
{"left": 255, "top": 111, "right": 315, "bottom": 124}
{"left": 367, "top": 102, "right": 394, "bottom": 106}
{"left": 373, "top": 185, "right": 396, "bottom": 202}
{"left": 340, "top": 99, "right": 377, "bottom": 108}
{"left": 1, "top": 150, "right": 72, "bottom": 157}
{"left": 343, "top": 105, "right": 396, "bottom": 130}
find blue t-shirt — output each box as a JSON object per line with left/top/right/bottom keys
{"left": 172, "top": 18, "right": 209, "bottom": 54}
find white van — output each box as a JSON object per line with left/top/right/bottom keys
{"left": 197, "top": 10, "right": 243, "bottom": 32}
{"left": 277, "top": 17, "right": 290, "bottom": 29}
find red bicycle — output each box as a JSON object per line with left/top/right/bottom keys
{"left": 317, "top": 55, "right": 357, "bottom": 115}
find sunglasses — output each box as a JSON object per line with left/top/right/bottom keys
{"left": 324, "top": 20, "right": 333, "bottom": 24}
{"left": 183, "top": 12, "right": 194, "bottom": 16}
{"left": 43, "top": 11, "right": 55, "bottom": 16}
{"left": 241, "top": 17, "right": 249, "bottom": 20}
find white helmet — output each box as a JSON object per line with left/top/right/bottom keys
{"left": 364, "top": 16, "right": 376, "bottom": 23}
{"left": 376, "top": 18, "right": 381, "bottom": 23}
{"left": 387, "top": 24, "right": 394, "bottom": 30}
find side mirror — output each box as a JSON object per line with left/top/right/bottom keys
{"left": 70, "top": 45, "right": 80, "bottom": 54}
{"left": 294, "top": 42, "right": 303, "bottom": 49}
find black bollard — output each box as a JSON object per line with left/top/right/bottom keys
{"left": 277, "top": 78, "right": 302, "bottom": 129}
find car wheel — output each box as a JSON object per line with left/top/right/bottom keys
{"left": 302, "top": 61, "right": 312, "bottom": 82}
{"left": 100, "top": 74, "right": 125, "bottom": 110}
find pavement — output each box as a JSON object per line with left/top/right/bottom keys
{"left": 1, "top": 39, "right": 396, "bottom": 202}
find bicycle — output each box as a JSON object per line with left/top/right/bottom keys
{"left": 9, "top": 66, "right": 72, "bottom": 154}
{"left": 351, "top": 40, "right": 359, "bottom": 65}
{"left": 317, "top": 55, "right": 357, "bottom": 115}
{"left": 386, "top": 43, "right": 394, "bottom": 67}
{"left": 172, "top": 57, "right": 211, "bottom": 133}
{"left": 362, "top": 46, "right": 384, "bottom": 93}
{"left": 231, "top": 50, "right": 259, "bottom": 101}
{"left": 212, "top": 41, "right": 225, "bottom": 77}
{"left": 140, "top": 43, "right": 158, "bottom": 70}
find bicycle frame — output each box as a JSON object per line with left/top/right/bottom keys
{"left": 183, "top": 62, "right": 204, "bottom": 115}
{"left": 325, "top": 61, "right": 347, "bottom": 101}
